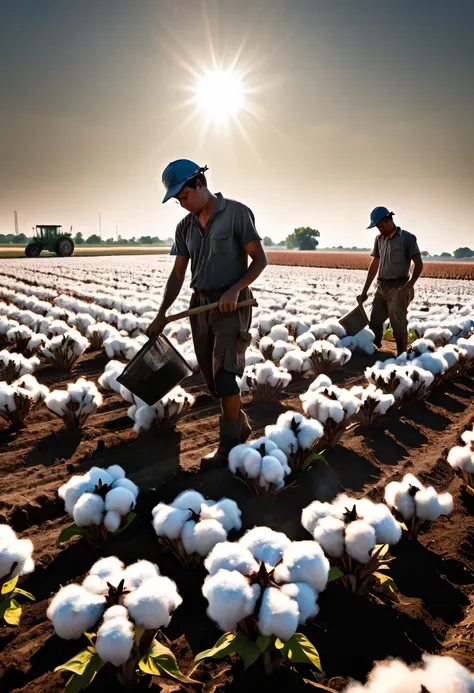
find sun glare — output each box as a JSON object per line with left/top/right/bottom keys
{"left": 194, "top": 69, "right": 246, "bottom": 126}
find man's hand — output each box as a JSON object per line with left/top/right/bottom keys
{"left": 357, "top": 292, "right": 368, "bottom": 305}
{"left": 146, "top": 311, "right": 167, "bottom": 339}
{"left": 218, "top": 286, "right": 240, "bottom": 313}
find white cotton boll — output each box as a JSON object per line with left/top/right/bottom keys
{"left": 47, "top": 583, "right": 106, "bottom": 639}
{"left": 269, "top": 325, "right": 289, "bottom": 342}
{"left": 73, "top": 493, "right": 105, "bottom": 527}
{"left": 271, "top": 341, "right": 294, "bottom": 362}
{"left": 204, "top": 570, "right": 259, "bottom": 632}
{"left": 259, "top": 335, "right": 274, "bottom": 355}
{"left": 344, "top": 521, "right": 377, "bottom": 564}
{"left": 258, "top": 586, "right": 299, "bottom": 642}
{"left": 308, "top": 373, "right": 333, "bottom": 392}
{"left": 362, "top": 503, "right": 402, "bottom": 545}
{"left": 0, "top": 528, "right": 35, "bottom": 580}
{"left": 261, "top": 456, "right": 285, "bottom": 485}
{"left": 239, "top": 526, "right": 291, "bottom": 568}
{"left": 228, "top": 444, "right": 250, "bottom": 474}
{"left": 301, "top": 500, "right": 333, "bottom": 535}
{"left": 105, "top": 465, "right": 126, "bottom": 481}
{"left": 274, "top": 541, "right": 330, "bottom": 592}
{"left": 344, "top": 658, "right": 419, "bottom": 693}
{"left": 170, "top": 489, "right": 206, "bottom": 514}
{"left": 280, "top": 350, "right": 304, "bottom": 372}
{"left": 421, "top": 653, "right": 474, "bottom": 693}
{"left": 415, "top": 487, "right": 453, "bottom": 521}
{"left": 123, "top": 560, "right": 160, "bottom": 591}
{"left": 296, "top": 332, "right": 316, "bottom": 351}
{"left": 245, "top": 346, "right": 265, "bottom": 366}
{"left": 277, "top": 410, "right": 305, "bottom": 427}
{"left": 297, "top": 419, "right": 324, "bottom": 450}
{"left": 87, "top": 467, "right": 115, "bottom": 489}
{"left": 82, "top": 574, "right": 110, "bottom": 596}
{"left": 189, "top": 519, "right": 228, "bottom": 556}
{"left": 447, "top": 446, "right": 474, "bottom": 473}
{"left": 313, "top": 515, "right": 346, "bottom": 557}
{"left": 212, "top": 498, "right": 242, "bottom": 532}
{"left": 111, "top": 477, "right": 139, "bottom": 500}
{"left": 243, "top": 448, "right": 263, "bottom": 479}
{"left": 265, "top": 425, "right": 298, "bottom": 457}
{"left": 280, "top": 582, "right": 319, "bottom": 624}
{"left": 104, "top": 487, "right": 136, "bottom": 516}
{"left": 103, "top": 510, "right": 121, "bottom": 533}
{"left": 204, "top": 542, "right": 259, "bottom": 576}
{"left": 124, "top": 575, "right": 182, "bottom": 629}
{"left": 88, "top": 556, "right": 125, "bottom": 588}
{"left": 249, "top": 437, "right": 279, "bottom": 455}
{"left": 44, "top": 390, "right": 70, "bottom": 417}
{"left": 152, "top": 503, "right": 191, "bottom": 540}
{"left": 133, "top": 404, "right": 155, "bottom": 432}
{"left": 270, "top": 448, "right": 290, "bottom": 472}
{"left": 96, "top": 613, "right": 135, "bottom": 667}
{"left": 58, "top": 476, "right": 95, "bottom": 515}
{"left": 102, "top": 605, "right": 129, "bottom": 622}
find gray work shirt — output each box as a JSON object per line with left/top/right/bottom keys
{"left": 170, "top": 193, "right": 261, "bottom": 291}
{"left": 371, "top": 227, "right": 420, "bottom": 281}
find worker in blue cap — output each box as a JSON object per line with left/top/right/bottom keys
{"left": 357, "top": 207, "right": 423, "bottom": 355}
{"left": 147, "top": 159, "right": 267, "bottom": 464}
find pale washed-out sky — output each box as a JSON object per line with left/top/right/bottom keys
{"left": 1, "top": 0, "right": 473, "bottom": 253}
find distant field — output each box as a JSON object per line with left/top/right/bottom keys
{"left": 0, "top": 245, "right": 172, "bottom": 258}
{"left": 265, "top": 250, "right": 474, "bottom": 280}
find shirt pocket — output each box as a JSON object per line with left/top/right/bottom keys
{"left": 391, "top": 248, "right": 406, "bottom": 264}
{"left": 212, "top": 232, "right": 232, "bottom": 255}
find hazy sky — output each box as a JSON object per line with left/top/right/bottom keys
{"left": 1, "top": 0, "right": 473, "bottom": 253}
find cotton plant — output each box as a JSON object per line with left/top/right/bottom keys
{"left": 456, "top": 335, "right": 474, "bottom": 373}
{"left": 350, "top": 385, "right": 395, "bottom": 427}
{"left": 0, "top": 524, "right": 35, "bottom": 625}
{"left": 238, "top": 361, "right": 292, "bottom": 404}
{"left": 302, "top": 493, "right": 402, "bottom": 598}
{"left": 305, "top": 339, "right": 352, "bottom": 376}
{"left": 152, "top": 490, "right": 242, "bottom": 566}
{"left": 103, "top": 334, "right": 141, "bottom": 361}
{"left": 365, "top": 363, "right": 433, "bottom": 403}
{"left": 341, "top": 327, "right": 376, "bottom": 356}
{"left": 86, "top": 321, "right": 120, "bottom": 350}
{"left": 300, "top": 375, "right": 360, "bottom": 447}
{"left": 57, "top": 465, "right": 139, "bottom": 547}
{"left": 195, "top": 527, "right": 328, "bottom": 675}
{"left": 245, "top": 344, "right": 265, "bottom": 367}
{"left": 6, "top": 324, "right": 34, "bottom": 353}
{"left": 0, "top": 374, "right": 49, "bottom": 429}
{"left": 48, "top": 556, "right": 194, "bottom": 689}
{"left": 384, "top": 473, "right": 453, "bottom": 540}
{"left": 130, "top": 385, "right": 195, "bottom": 432}
{"left": 265, "top": 411, "right": 325, "bottom": 471}
{"left": 258, "top": 335, "right": 296, "bottom": 363}
{"left": 0, "top": 317, "right": 20, "bottom": 347}
{"left": 41, "top": 329, "right": 90, "bottom": 370}
{"left": 447, "top": 424, "right": 474, "bottom": 495}
{"left": 228, "top": 438, "right": 292, "bottom": 495}
{"left": 98, "top": 359, "right": 126, "bottom": 394}
{"left": 45, "top": 378, "right": 103, "bottom": 429}
{"left": 24, "top": 332, "right": 49, "bottom": 355}
{"left": 341, "top": 653, "right": 474, "bottom": 693}
{"left": 279, "top": 348, "right": 313, "bottom": 375}
{"left": 0, "top": 349, "right": 40, "bottom": 384}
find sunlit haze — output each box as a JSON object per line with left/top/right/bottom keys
{"left": 1, "top": 0, "right": 473, "bottom": 253}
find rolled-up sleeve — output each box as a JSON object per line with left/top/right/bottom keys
{"left": 371, "top": 236, "right": 380, "bottom": 258}
{"left": 406, "top": 233, "right": 420, "bottom": 258}
{"left": 170, "top": 220, "right": 190, "bottom": 257}
{"left": 237, "top": 205, "right": 261, "bottom": 246}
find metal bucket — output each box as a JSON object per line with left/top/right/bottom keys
{"left": 338, "top": 304, "right": 369, "bottom": 337}
{"left": 116, "top": 334, "right": 193, "bottom": 406}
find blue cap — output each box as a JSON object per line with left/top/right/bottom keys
{"left": 161, "top": 159, "right": 207, "bottom": 203}
{"left": 367, "top": 206, "right": 394, "bottom": 229}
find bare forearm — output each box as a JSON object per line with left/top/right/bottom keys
{"left": 232, "top": 254, "right": 268, "bottom": 292}
{"left": 406, "top": 258, "right": 423, "bottom": 288}
{"left": 362, "top": 261, "right": 379, "bottom": 293}
{"left": 158, "top": 272, "right": 185, "bottom": 314}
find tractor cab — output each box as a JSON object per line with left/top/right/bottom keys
{"left": 25, "top": 225, "right": 74, "bottom": 257}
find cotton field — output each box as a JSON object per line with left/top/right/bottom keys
{"left": 0, "top": 255, "right": 473, "bottom": 693}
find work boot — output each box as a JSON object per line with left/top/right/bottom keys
{"left": 395, "top": 338, "right": 407, "bottom": 357}
{"left": 202, "top": 414, "right": 243, "bottom": 466}
{"left": 240, "top": 410, "right": 252, "bottom": 443}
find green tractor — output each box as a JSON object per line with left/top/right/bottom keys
{"left": 25, "top": 225, "right": 75, "bottom": 258}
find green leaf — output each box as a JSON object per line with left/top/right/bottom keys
{"left": 57, "top": 524, "right": 89, "bottom": 546}
{"left": 302, "top": 452, "right": 327, "bottom": 471}
{"left": 134, "top": 625, "right": 145, "bottom": 646}
{"left": 274, "top": 638, "right": 286, "bottom": 650}
{"left": 1, "top": 576, "right": 18, "bottom": 594}
{"left": 328, "top": 566, "right": 343, "bottom": 582}
{"left": 63, "top": 654, "right": 103, "bottom": 693}
{"left": 384, "top": 327, "right": 394, "bottom": 340}
{"left": 234, "top": 634, "right": 261, "bottom": 669}
{"left": 139, "top": 639, "right": 199, "bottom": 683}
{"left": 372, "top": 544, "right": 389, "bottom": 559}
{"left": 194, "top": 631, "right": 240, "bottom": 664}
{"left": 281, "top": 633, "right": 322, "bottom": 671}
{"left": 256, "top": 635, "right": 274, "bottom": 653}
{"left": 232, "top": 474, "right": 252, "bottom": 491}
{"left": 374, "top": 572, "right": 400, "bottom": 602}
{"left": 113, "top": 511, "right": 137, "bottom": 537}
{"left": 83, "top": 632, "right": 96, "bottom": 645}
{"left": 12, "top": 587, "right": 35, "bottom": 601}
{"left": 4, "top": 598, "right": 22, "bottom": 625}
{"left": 55, "top": 647, "right": 96, "bottom": 676}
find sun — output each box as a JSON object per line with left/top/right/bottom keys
{"left": 193, "top": 69, "right": 246, "bottom": 126}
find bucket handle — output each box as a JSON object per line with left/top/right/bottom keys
{"left": 165, "top": 298, "right": 258, "bottom": 324}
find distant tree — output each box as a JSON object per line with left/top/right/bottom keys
{"left": 421, "top": 250, "right": 430, "bottom": 257}
{"left": 440, "top": 252, "right": 452, "bottom": 258}
{"left": 263, "top": 236, "right": 274, "bottom": 246}
{"left": 139, "top": 235, "right": 152, "bottom": 244}
{"left": 277, "top": 240, "right": 285, "bottom": 246}
{"left": 130, "top": 236, "right": 137, "bottom": 244}
{"left": 74, "top": 232, "right": 84, "bottom": 245}
{"left": 285, "top": 227, "right": 320, "bottom": 250}
{"left": 85, "top": 234, "right": 102, "bottom": 244}
{"left": 150, "top": 236, "right": 162, "bottom": 244}
{"left": 453, "top": 247, "right": 474, "bottom": 259}
{"left": 105, "top": 237, "right": 115, "bottom": 244}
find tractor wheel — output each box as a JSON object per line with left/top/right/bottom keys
{"left": 25, "top": 244, "right": 41, "bottom": 258}
{"left": 56, "top": 238, "right": 74, "bottom": 257}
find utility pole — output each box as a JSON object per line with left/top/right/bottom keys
{"left": 14, "top": 211, "right": 18, "bottom": 236}
{"left": 98, "top": 213, "right": 102, "bottom": 240}
{"left": 116, "top": 225, "right": 118, "bottom": 242}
